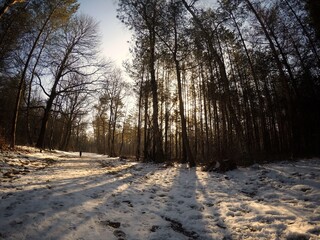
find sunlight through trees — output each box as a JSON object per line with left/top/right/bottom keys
{"left": 1, "top": 0, "right": 319, "bottom": 168}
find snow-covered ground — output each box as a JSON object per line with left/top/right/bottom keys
{"left": 0, "top": 147, "right": 319, "bottom": 240}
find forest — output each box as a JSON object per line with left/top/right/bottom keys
{"left": 0, "top": 1, "right": 320, "bottom": 238}
{"left": 0, "top": 0, "right": 320, "bottom": 168}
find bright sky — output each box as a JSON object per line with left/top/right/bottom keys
{"left": 77, "top": 0, "right": 132, "bottom": 68}
{"left": 77, "top": 0, "right": 218, "bottom": 69}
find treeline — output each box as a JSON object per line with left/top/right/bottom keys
{"left": 1, "top": 0, "right": 320, "bottom": 167}
{"left": 0, "top": 0, "right": 129, "bottom": 153}
{"left": 118, "top": 0, "right": 320, "bottom": 166}
{"left": 92, "top": 68, "right": 136, "bottom": 156}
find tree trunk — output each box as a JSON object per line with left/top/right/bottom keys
{"left": 108, "top": 99, "right": 113, "bottom": 156}
{"left": 35, "top": 46, "right": 72, "bottom": 149}
{"left": 245, "top": 0, "right": 294, "bottom": 155}
{"left": 283, "top": 0, "right": 320, "bottom": 65}
{"left": 230, "top": 10, "right": 265, "bottom": 152}
{"left": 143, "top": 81, "right": 149, "bottom": 160}
{"left": 170, "top": 13, "right": 195, "bottom": 167}
{"left": 26, "top": 32, "right": 50, "bottom": 145}
{"left": 36, "top": 94, "right": 55, "bottom": 149}
{"left": 136, "top": 79, "right": 143, "bottom": 161}
{"left": 10, "top": 6, "right": 56, "bottom": 148}
{"left": 111, "top": 103, "right": 118, "bottom": 157}
{"left": 182, "top": 0, "right": 245, "bottom": 156}
{"left": 119, "top": 120, "right": 125, "bottom": 155}
{"left": 175, "top": 59, "right": 195, "bottom": 166}
{"left": 148, "top": 27, "right": 164, "bottom": 162}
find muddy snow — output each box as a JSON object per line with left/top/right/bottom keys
{"left": 0, "top": 147, "right": 320, "bottom": 240}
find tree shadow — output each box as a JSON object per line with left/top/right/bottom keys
{"left": 92, "top": 164, "right": 234, "bottom": 239}
{"left": 220, "top": 159, "right": 320, "bottom": 238}
{"left": 0, "top": 157, "right": 157, "bottom": 239}
{"left": 152, "top": 166, "right": 234, "bottom": 239}
{"left": 1, "top": 157, "right": 319, "bottom": 239}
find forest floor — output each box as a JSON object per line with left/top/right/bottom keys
{"left": 0, "top": 146, "right": 320, "bottom": 240}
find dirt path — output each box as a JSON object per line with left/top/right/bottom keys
{"left": 1, "top": 149, "right": 320, "bottom": 240}
{"left": 0, "top": 150, "right": 142, "bottom": 240}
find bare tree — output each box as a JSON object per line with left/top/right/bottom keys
{"left": 35, "top": 14, "right": 104, "bottom": 149}
{"left": 9, "top": 0, "right": 78, "bottom": 148}
{"left": 118, "top": 0, "right": 165, "bottom": 162}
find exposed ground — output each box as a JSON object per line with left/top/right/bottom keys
{"left": 0, "top": 147, "right": 320, "bottom": 239}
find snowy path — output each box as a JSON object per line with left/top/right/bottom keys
{"left": 0, "top": 149, "right": 320, "bottom": 240}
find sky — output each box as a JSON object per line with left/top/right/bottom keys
{"left": 77, "top": 0, "right": 217, "bottom": 70}
{"left": 77, "top": 0, "right": 132, "bottom": 68}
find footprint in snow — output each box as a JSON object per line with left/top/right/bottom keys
{"left": 9, "top": 219, "right": 24, "bottom": 227}
{"left": 98, "top": 218, "right": 125, "bottom": 236}
{"left": 150, "top": 225, "right": 160, "bottom": 232}
{"left": 51, "top": 201, "right": 64, "bottom": 210}
{"left": 1, "top": 193, "right": 13, "bottom": 199}
{"left": 9, "top": 215, "right": 30, "bottom": 227}
{"left": 182, "top": 194, "right": 193, "bottom": 199}
{"left": 122, "top": 200, "right": 133, "bottom": 207}
{"left": 90, "top": 192, "right": 102, "bottom": 199}
{"left": 37, "top": 212, "right": 45, "bottom": 217}
{"left": 149, "top": 188, "right": 158, "bottom": 194}
{"left": 265, "top": 210, "right": 281, "bottom": 216}
{"left": 204, "top": 202, "right": 214, "bottom": 207}
{"left": 6, "top": 201, "right": 20, "bottom": 210}
{"left": 291, "top": 184, "right": 312, "bottom": 193}
{"left": 240, "top": 189, "right": 257, "bottom": 198}
{"left": 307, "top": 226, "right": 320, "bottom": 236}
{"left": 286, "top": 232, "right": 310, "bottom": 240}
{"left": 113, "top": 229, "right": 126, "bottom": 240}
{"left": 189, "top": 214, "right": 203, "bottom": 220}
{"left": 4, "top": 212, "right": 13, "bottom": 217}
{"left": 189, "top": 204, "right": 204, "bottom": 211}
{"left": 99, "top": 220, "right": 121, "bottom": 229}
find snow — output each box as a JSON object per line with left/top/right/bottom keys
{"left": 1, "top": 146, "right": 320, "bottom": 239}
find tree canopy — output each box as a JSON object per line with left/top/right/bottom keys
{"left": 1, "top": 0, "right": 319, "bottom": 168}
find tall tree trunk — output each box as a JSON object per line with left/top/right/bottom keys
{"left": 148, "top": 27, "right": 163, "bottom": 162}
{"left": 230, "top": 10, "right": 265, "bottom": 153}
{"left": 182, "top": 0, "right": 245, "bottom": 156}
{"left": 200, "top": 68, "right": 210, "bottom": 161}
{"left": 143, "top": 81, "right": 149, "bottom": 160}
{"left": 36, "top": 94, "right": 55, "bottom": 149}
{"left": 136, "top": 79, "right": 143, "bottom": 161}
{"left": 11, "top": 6, "right": 56, "bottom": 148}
{"left": 164, "top": 71, "right": 169, "bottom": 159}
{"left": 170, "top": 14, "right": 195, "bottom": 166}
{"left": 119, "top": 121, "right": 125, "bottom": 156}
{"left": 191, "top": 76, "right": 198, "bottom": 161}
{"left": 26, "top": 32, "right": 50, "bottom": 145}
{"left": 175, "top": 59, "right": 195, "bottom": 166}
{"left": 111, "top": 104, "right": 118, "bottom": 157}
{"left": 245, "top": 0, "right": 294, "bottom": 155}
{"left": 35, "top": 46, "right": 72, "bottom": 149}
{"left": 102, "top": 117, "right": 106, "bottom": 154}
{"left": 283, "top": 0, "right": 320, "bottom": 65}
{"left": 108, "top": 99, "right": 113, "bottom": 155}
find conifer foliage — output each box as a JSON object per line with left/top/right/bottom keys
{"left": 118, "top": 0, "right": 320, "bottom": 166}
{"left": 0, "top": 0, "right": 319, "bottom": 167}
